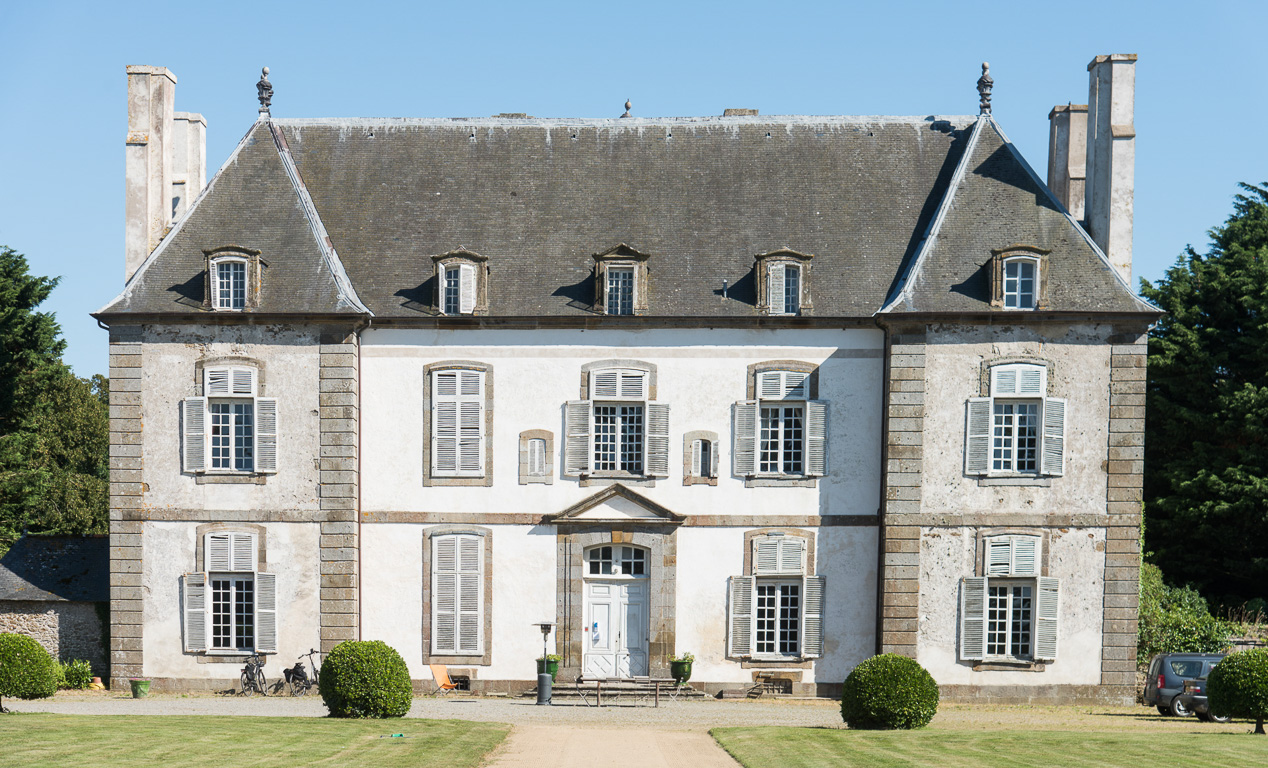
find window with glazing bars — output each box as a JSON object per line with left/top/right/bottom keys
{"left": 606, "top": 267, "right": 634, "bottom": 315}
{"left": 986, "top": 582, "right": 1032, "bottom": 658}
{"left": 992, "top": 402, "right": 1039, "bottom": 472}
{"left": 783, "top": 265, "right": 800, "bottom": 314}
{"left": 215, "top": 260, "right": 247, "bottom": 310}
{"left": 587, "top": 545, "right": 646, "bottom": 575}
{"left": 593, "top": 404, "right": 643, "bottom": 472}
{"left": 1003, "top": 259, "right": 1037, "bottom": 309}
{"left": 209, "top": 401, "right": 254, "bottom": 472}
{"left": 443, "top": 266, "right": 462, "bottom": 315}
{"left": 759, "top": 406, "right": 804, "bottom": 474}
{"left": 210, "top": 575, "right": 254, "bottom": 651}
{"left": 755, "top": 582, "right": 800, "bottom": 655}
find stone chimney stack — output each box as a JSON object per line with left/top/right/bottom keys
{"left": 125, "top": 66, "right": 207, "bottom": 282}
{"left": 1046, "top": 103, "right": 1087, "bottom": 221}
{"left": 1083, "top": 54, "right": 1136, "bottom": 285}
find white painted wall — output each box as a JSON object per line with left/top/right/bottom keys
{"left": 142, "top": 521, "right": 322, "bottom": 679}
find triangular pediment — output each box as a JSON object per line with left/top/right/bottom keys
{"left": 546, "top": 484, "right": 683, "bottom": 525}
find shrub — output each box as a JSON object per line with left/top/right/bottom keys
{"left": 1138, "top": 563, "right": 1234, "bottom": 661}
{"left": 318, "top": 640, "right": 412, "bottom": 718}
{"left": 58, "top": 659, "right": 93, "bottom": 690}
{"left": 840, "top": 653, "right": 939, "bottom": 729}
{"left": 1208, "top": 649, "right": 1268, "bottom": 734}
{"left": 0, "top": 633, "right": 59, "bottom": 710}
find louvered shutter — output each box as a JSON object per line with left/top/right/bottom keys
{"left": 432, "top": 370, "right": 484, "bottom": 477}
{"left": 255, "top": 572, "right": 278, "bottom": 653}
{"left": 205, "top": 366, "right": 256, "bottom": 396}
{"left": 205, "top": 367, "right": 231, "bottom": 396}
{"left": 528, "top": 439, "right": 546, "bottom": 476}
{"left": 206, "top": 533, "right": 232, "bottom": 571}
{"left": 1041, "top": 397, "right": 1066, "bottom": 477}
{"left": 965, "top": 397, "right": 992, "bottom": 475}
{"left": 457, "top": 536, "right": 482, "bottom": 653}
{"left": 733, "top": 401, "right": 758, "bottom": 476}
{"left": 691, "top": 439, "right": 703, "bottom": 476}
{"left": 620, "top": 371, "right": 646, "bottom": 400}
{"left": 434, "top": 401, "right": 458, "bottom": 473}
{"left": 727, "top": 576, "right": 754, "bottom": 657}
{"left": 767, "top": 264, "right": 785, "bottom": 313}
{"left": 709, "top": 439, "right": 719, "bottom": 477}
{"left": 990, "top": 363, "right": 1045, "bottom": 397}
{"left": 591, "top": 370, "right": 620, "bottom": 398}
{"left": 231, "top": 368, "right": 256, "bottom": 395}
{"left": 1034, "top": 577, "right": 1060, "bottom": 661}
{"left": 1012, "top": 536, "right": 1039, "bottom": 576}
{"left": 255, "top": 398, "right": 278, "bottom": 473}
{"left": 986, "top": 537, "right": 1013, "bottom": 576}
{"left": 458, "top": 400, "right": 483, "bottom": 473}
{"left": 779, "top": 537, "right": 806, "bottom": 573}
{"left": 753, "top": 537, "right": 781, "bottom": 575}
{"left": 183, "top": 572, "right": 208, "bottom": 652}
{"left": 646, "top": 403, "right": 670, "bottom": 476}
{"left": 458, "top": 264, "right": 476, "bottom": 314}
{"left": 231, "top": 532, "right": 257, "bottom": 571}
{"left": 959, "top": 577, "right": 987, "bottom": 661}
{"left": 182, "top": 397, "right": 207, "bottom": 473}
{"left": 806, "top": 400, "right": 828, "bottom": 476}
{"left": 759, "top": 371, "right": 785, "bottom": 400}
{"left": 802, "top": 575, "right": 825, "bottom": 658}
{"left": 432, "top": 536, "right": 458, "bottom": 654}
{"left": 563, "top": 400, "right": 592, "bottom": 476}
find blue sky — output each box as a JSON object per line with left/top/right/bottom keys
{"left": 2, "top": 0, "right": 1264, "bottom": 376}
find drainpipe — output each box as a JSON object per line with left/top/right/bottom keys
{"left": 874, "top": 316, "right": 893, "bottom": 657}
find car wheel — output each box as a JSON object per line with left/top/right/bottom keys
{"left": 1156, "top": 705, "right": 1171, "bottom": 716}
{"left": 1169, "top": 696, "right": 1193, "bottom": 717}
{"left": 1207, "top": 710, "right": 1231, "bottom": 723}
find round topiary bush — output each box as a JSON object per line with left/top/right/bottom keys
{"left": 841, "top": 653, "right": 939, "bottom": 729}
{"left": 0, "top": 633, "right": 59, "bottom": 710}
{"left": 318, "top": 640, "right": 413, "bottom": 718}
{"left": 1208, "top": 648, "right": 1268, "bottom": 734}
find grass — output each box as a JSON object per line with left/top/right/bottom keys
{"left": 711, "top": 726, "right": 1268, "bottom": 768}
{"left": 1, "top": 713, "right": 509, "bottom": 768}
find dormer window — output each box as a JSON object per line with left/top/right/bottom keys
{"left": 593, "top": 244, "right": 650, "bottom": 316}
{"left": 431, "top": 249, "right": 489, "bottom": 316}
{"left": 203, "top": 246, "right": 262, "bottom": 311}
{"left": 990, "top": 246, "right": 1050, "bottom": 310}
{"left": 214, "top": 259, "right": 246, "bottom": 310}
{"left": 755, "top": 249, "right": 813, "bottom": 316}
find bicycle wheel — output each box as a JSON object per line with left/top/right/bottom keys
{"left": 257, "top": 672, "right": 268, "bottom": 696}
{"left": 241, "top": 671, "right": 254, "bottom": 696}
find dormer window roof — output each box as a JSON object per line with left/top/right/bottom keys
{"left": 431, "top": 249, "right": 490, "bottom": 316}
{"left": 593, "top": 244, "right": 650, "bottom": 316}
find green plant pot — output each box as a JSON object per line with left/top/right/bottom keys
{"left": 129, "top": 679, "right": 151, "bottom": 698}
{"left": 536, "top": 659, "right": 559, "bottom": 681}
{"left": 670, "top": 661, "right": 692, "bottom": 684}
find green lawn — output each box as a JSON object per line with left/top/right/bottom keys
{"left": 711, "top": 727, "right": 1268, "bottom": 768}
{"left": 2, "top": 714, "right": 509, "bottom": 768}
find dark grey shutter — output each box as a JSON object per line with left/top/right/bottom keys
{"left": 960, "top": 577, "right": 987, "bottom": 661}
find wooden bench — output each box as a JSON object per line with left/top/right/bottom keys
{"left": 574, "top": 675, "right": 680, "bottom": 707}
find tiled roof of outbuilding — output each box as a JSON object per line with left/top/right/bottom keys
{"left": 0, "top": 536, "right": 108, "bottom": 603}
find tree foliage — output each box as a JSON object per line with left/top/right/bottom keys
{"left": 1207, "top": 649, "right": 1268, "bottom": 734}
{"left": 1141, "top": 183, "right": 1268, "bottom": 606}
{"left": 1138, "top": 563, "right": 1234, "bottom": 660}
{"left": 0, "top": 246, "right": 108, "bottom": 553}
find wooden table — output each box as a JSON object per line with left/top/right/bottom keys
{"left": 574, "top": 675, "right": 679, "bottom": 707}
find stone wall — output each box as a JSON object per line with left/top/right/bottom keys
{"left": 0, "top": 601, "right": 107, "bottom": 676}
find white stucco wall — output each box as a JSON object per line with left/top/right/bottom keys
{"left": 916, "top": 526, "right": 1106, "bottom": 685}
{"left": 142, "top": 521, "right": 322, "bottom": 679}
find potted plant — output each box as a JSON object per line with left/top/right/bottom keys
{"left": 129, "top": 678, "right": 151, "bottom": 698}
{"left": 670, "top": 652, "right": 694, "bottom": 684}
{"left": 536, "top": 654, "right": 561, "bottom": 681}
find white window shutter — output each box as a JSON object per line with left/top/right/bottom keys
{"left": 231, "top": 367, "right": 256, "bottom": 396}
{"left": 733, "top": 401, "right": 758, "bottom": 476}
{"left": 767, "top": 264, "right": 785, "bottom": 313}
{"left": 457, "top": 536, "right": 482, "bottom": 653}
{"left": 759, "top": 371, "right": 784, "bottom": 400}
{"left": 1041, "top": 397, "right": 1066, "bottom": 477}
{"left": 965, "top": 397, "right": 992, "bottom": 475}
{"left": 646, "top": 403, "right": 670, "bottom": 476}
{"left": 784, "top": 372, "right": 808, "bottom": 399}
{"left": 432, "top": 370, "right": 484, "bottom": 477}
{"left": 206, "top": 533, "right": 232, "bottom": 572}
{"left": 986, "top": 537, "right": 1013, "bottom": 576}
{"left": 528, "top": 439, "right": 546, "bottom": 476}
{"left": 1012, "top": 536, "right": 1039, "bottom": 576}
{"left": 727, "top": 575, "right": 754, "bottom": 657}
{"left": 182, "top": 397, "right": 207, "bottom": 473}
{"left": 1035, "top": 577, "right": 1060, "bottom": 661}
{"left": 990, "top": 363, "right": 1045, "bottom": 397}
{"left": 205, "top": 367, "right": 231, "bottom": 396}
{"left": 960, "top": 577, "right": 987, "bottom": 661}
{"left": 753, "top": 537, "right": 780, "bottom": 575}
{"left": 806, "top": 400, "right": 828, "bottom": 476}
{"left": 182, "top": 572, "right": 208, "bottom": 653}
{"left": 255, "top": 398, "right": 278, "bottom": 473}
{"left": 230, "top": 532, "right": 257, "bottom": 572}
{"left": 432, "top": 536, "right": 458, "bottom": 654}
{"left": 710, "top": 439, "right": 720, "bottom": 477}
{"left": 620, "top": 371, "right": 646, "bottom": 400}
{"left": 591, "top": 370, "right": 619, "bottom": 398}
{"left": 458, "top": 401, "right": 483, "bottom": 473}
{"left": 433, "top": 401, "right": 458, "bottom": 474}
{"left": 255, "top": 572, "right": 278, "bottom": 654}
{"left": 563, "top": 400, "right": 592, "bottom": 476}
{"left": 778, "top": 537, "right": 806, "bottom": 574}
{"left": 458, "top": 264, "right": 476, "bottom": 314}
{"left": 802, "top": 574, "right": 825, "bottom": 658}
{"left": 1018, "top": 366, "right": 1044, "bottom": 395}
{"left": 691, "top": 439, "right": 702, "bottom": 476}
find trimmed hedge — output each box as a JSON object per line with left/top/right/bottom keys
{"left": 0, "top": 634, "right": 59, "bottom": 706}
{"left": 1208, "top": 648, "right": 1268, "bottom": 734}
{"left": 57, "top": 659, "right": 93, "bottom": 690}
{"left": 841, "top": 653, "right": 939, "bottom": 730}
{"left": 318, "top": 640, "right": 413, "bottom": 718}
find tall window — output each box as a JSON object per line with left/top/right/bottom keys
{"left": 594, "top": 404, "right": 644, "bottom": 472}
{"left": 431, "top": 533, "right": 484, "bottom": 656}
{"left": 735, "top": 368, "right": 826, "bottom": 478}
{"left": 606, "top": 267, "right": 635, "bottom": 315}
{"left": 727, "top": 533, "right": 824, "bottom": 660}
{"left": 528, "top": 439, "right": 547, "bottom": 477}
{"left": 986, "top": 583, "right": 1032, "bottom": 657}
{"left": 960, "top": 534, "right": 1058, "bottom": 663}
{"left": 211, "top": 575, "right": 255, "bottom": 651}
{"left": 210, "top": 401, "right": 254, "bottom": 471}
{"left": 213, "top": 259, "right": 247, "bottom": 310}
{"left": 182, "top": 366, "right": 277, "bottom": 475}
{"left": 1003, "top": 258, "right": 1037, "bottom": 309}
{"left": 966, "top": 363, "right": 1065, "bottom": 477}
{"left": 782, "top": 265, "right": 801, "bottom": 315}
{"left": 442, "top": 266, "right": 463, "bottom": 315}
{"left": 431, "top": 369, "right": 485, "bottom": 477}
{"left": 564, "top": 365, "right": 669, "bottom": 478}
{"left": 755, "top": 582, "right": 800, "bottom": 655}
{"left": 182, "top": 531, "right": 276, "bottom": 656}
{"left": 991, "top": 402, "right": 1039, "bottom": 473}
{"left": 760, "top": 406, "right": 804, "bottom": 474}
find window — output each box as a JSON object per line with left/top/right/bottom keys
{"left": 960, "top": 534, "right": 1059, "bottom": 663}
{"left": 441, "top": 264, "right": 476, "bottom": 315}
{"left": 431, "top": 250, "right": 488, "bottom": 316}
{"left": 990, "top": 246, "right": 1049, "bottom": 310}
{"left": 181, "top": 531, "right": 277, "bottom": 655}
{"left": 592, "top": 244, "right": 650, "bottom": 315}
{"left": 212, "top": 258, "right": 247, "bottom": 310}
{"left": 528, "top": 439, "right": 547, "bottom": 476}
{"left": 518, "top": 429, "right": 554, "bottom": 485}
{"left": 755, "top": 249, "right": 813, "bottom": 316}
{"left": 431, "top": 533, "right": 483, "bottom": 656}
{"left": 587, "top": 545, "right": 646, "bottom": 575}
{"left": 768, "top": 263, "right": 802, "bottom": 315}
{"left": 564, "top": 364, "right": 669, "bottom": 479}
{"left": 966, "top": 363, "right": 1065, "bottom": 477}
{"left": 734, "top": 368, "right": 827, "bottom": 479}
{"left": 1002, "top": 258, "right": 1038, "bottom": 309}
{"left": 181, "top": 365, "right": 277, "bottom": 475}
{"left": 727, "top": 534, "right": 823, "bottom": 660}
{"left": 606, "top": 267, "right": 635, "bottom": 315}
{"left": 431, "top": 369, "right": 484, "bottom": 477}
{"left": 683, "top": 430, "right": 719, "bottom": 486}
{"left": 204, "top": 247, "right": 261, "bottom": 311}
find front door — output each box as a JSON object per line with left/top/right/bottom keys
{"left": 583, "top": 580, "right": 649, "bottom": 676}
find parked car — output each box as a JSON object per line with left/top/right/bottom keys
{"left": 1142, "top": 653, "right": 1226, "bottom": 717}
{"left": 1180, "top": 676, "right": 1232, "bottom": 722}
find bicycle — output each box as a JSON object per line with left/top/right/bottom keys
{"left": 240, "top": 653, "right": 268, "bottom": 696}
{"left": 284, "top": 648, "right": 322, "bottom": 696}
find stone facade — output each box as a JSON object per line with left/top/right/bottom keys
{"left": 0, "top": 601, "right": 106, "bottom": 674}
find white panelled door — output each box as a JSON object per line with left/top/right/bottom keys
{"left": 584, "top": 580, "right": 649, "bottom": 676}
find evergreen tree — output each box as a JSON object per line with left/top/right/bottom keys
{"left": 1142, "top": 183, "right": 1268, "bottom": 606}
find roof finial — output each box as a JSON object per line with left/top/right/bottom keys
{"left": 621, "top": 99, "right": 632, "bottom": 118}
{"left": 257, "top": 67, "right": 273, "bottom": 116}
{"left": 977, "top": 62, "right": 993, "bottom": 115}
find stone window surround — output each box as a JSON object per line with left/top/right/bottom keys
{"left": 682, "top": 430, "right": 719, "bottom": 486}
{"left": 191, "top": 355, "right": 270, "bottom": 485}
{"left": 592, "top": 244, "right": 651, "bottom": 316}
{"left": 421, "top": 525, "right": 494, "bottom": 667}
{"left": 191, "top": 522, "right": 268, "bottom": 663}
{"left": 422, "top": 360, "right": 494, "bottom": 487}
{"left": 974, "top": 357, "right": 1058, "bottom": 487}
{"left": 577, "top": 359, "right": 660, "bottom": 487}
{"left": 202, "top": 246, "right": 263, "bottom": 311}
{"left": 754, "top": 248, "right": 814, "bottom": 316}
{"left": 989, "top": 244, "right": 1051, "bottom": 310}
{"left": 734, "top": 528, "right": 817, "bottom": 666}
{"left": 431, "top": 249, "right": 491, "bottom": 316}
{"left": 744, "top": 361, "right": 821, "bottom": 487}
{"left": 518, "top": 429, "right": 554, "bottom": 485}
{"left": 967, "top": 527, "right": 1051, "bottom": 672}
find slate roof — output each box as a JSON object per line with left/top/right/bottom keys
{"left": 0, "top": 536, "right": 109, "bottom": 603}
{"left": 97, "top": 113, "right": 1155, "bottom": 320}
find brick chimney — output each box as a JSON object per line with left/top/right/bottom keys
{"left": 1046, "top": 103, "right": 1087, "bottom": 221}
{"left": 124, "top": 66, "right": 206, "bottom": 282}
{"left": 1083, "top": 54, "right": 1136, "bottom": 285}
